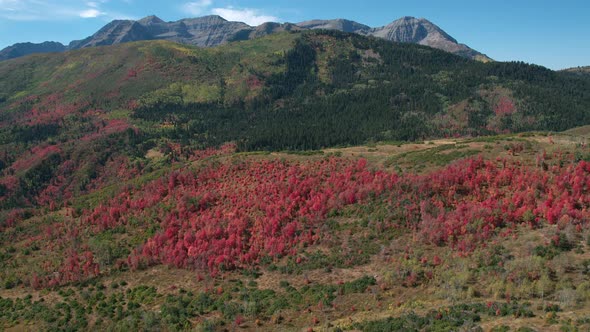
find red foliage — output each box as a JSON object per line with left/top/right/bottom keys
{"left": 122, "top": 64, "right": 146, "bottom": 82}
{"left": 24, "top": 143, "right": 590, "bottom": 288}
{"left": 2, "top": 209, "right": 27, "bottom": 229}
{"left": 432, "top": 255, "right": 442, "bottom": 266}
{"left": 234, "top": 315, "right": 245, "bottom": 326}
{"left": 127, "top": 99, "right": 140, "bottom": 110}
{"left": 0, "top": 176, "right": 18, "bottom": 203}
{"left": 21, "top": 92, "right": 89, "bottom": 126}
{"left": 36, "top": 160, "right": 77, "bottom": 206}
{"left": 33, "top": 249, "right": 100, "bottom": 288}
{"left": 494, "top": 97, "right": 516, "bottom": 116}
{"left": 80, "top": 119, "right": 131, "bottom": 142}
{"left": 246, "top": 75, "right": 262, "bottom": 89}
{"left": 77, "top": 152, "right": 590, "bottom": 279}
{"left": 387, "top": 157, "right": 590, "bottom": 251}
{"left": 127, "top": 69, "right": 138, "bottom": 79}
{"left": 188, "top": 143, "right": 237, "bottom": 161}
{"left": 87, "top": 156, "right": 397, "bottom": 275}
{"left": 9, "top": 144, "right": 61, "bottom": 172}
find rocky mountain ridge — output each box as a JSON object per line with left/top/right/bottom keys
{"left": 299, "top": 16, "right": 489, "bottom": 61}
{"left": 0, "top": 15, "right": 490, "bottom": 61}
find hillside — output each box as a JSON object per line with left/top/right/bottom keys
{"left": 561, "top": 66, "right": 590, "bottom": 76}
{"left": 1, "top": 31, "right": 590, "bottom": 331}
{"left": 0, "top": 30, "right": 588, "bottom": 205}
{"left": 0, "top": 29, "right": 588, "bottom": 212}
{"left": 4, "top": 130, "right": 590, "bottom": 331}
{"left": 0, "top": 15, "right": 487, "bottom": 62}
{"left": 0, "top": 30, "right": 588, "bottom": 151}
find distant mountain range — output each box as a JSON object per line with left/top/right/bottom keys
{"left": 0, "top": 15, "right": 490, "bottom": 62}
{"left": 0, "top": 41, "right": 67, "bottom": 61}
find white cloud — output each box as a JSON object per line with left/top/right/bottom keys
{"left": 180, "top": 1, "right": 279, "bottom": 26}
{"left": 0, "top": 0, "right": 131, "bottom": 21}
{"left": 211, "top": 7, "right": 279, "bottom": 26}
{"left": 79, "top": 8, "right": 104, "bottom": 18}
{"left": 182, "top": 0, "right": 212, "bottom": 16}
{"left": 0, "top": 0, "right": 26, "bottom": 12}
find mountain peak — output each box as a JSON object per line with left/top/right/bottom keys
{"left": 396, "top": 16, "right": 433, "bottom": 23}
{"left": 182, "top": 15, "right": 228, "bottom": 24}
{"left": 138, "top": 15, "right": 164, "bottom": 25}
{"left": 68, "top": 20, "right": 151, "bottom": 49}
{"left": 296, "top": 19, "right": 371, "bottom": 33}
{"left": 375, "top": 16, "right": 459, "bottom": 46}
{"left": 205, "top": 14, "right": 228, "bottom": 21}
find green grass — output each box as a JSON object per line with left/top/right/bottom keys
{"left": 563, "top": 125, "right": 590, "bottom": 138}
{"left": 385, "top": 144, "right": 481, "bottom": 167}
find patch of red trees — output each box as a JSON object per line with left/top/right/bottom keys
{"left": 17, "top": 146, "right": 590, "bottom": 287}
{"left": 85, "top": 156, "right": 397, "bottom": 275}
{"left": 388, "top": 156, "right": 590, "bottom": 251}
{"left": 82, "top": 152, "right": 590, "bottom": 277}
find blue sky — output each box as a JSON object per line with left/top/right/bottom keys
{"left": 0, "top": 0, "right": 588, "bottom": 69}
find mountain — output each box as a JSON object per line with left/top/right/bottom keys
{"left": 370, "top": 16, "right": 490, "bottom": 61}
{"left": 142, "top": 15, "right": 250, "bottom": 47}
{"left": 0, "top": 29, "right": 587, "bottom": 152}
{"left": 296, "top": 18, "right": 371, "bottom": 33}
{"left": 0, "top": 41, "right": 66, "bottom": 61}
{"left": 70, "top": 15, "right": 302, "bottom": 49}
{"left": 248, "top": 22, "right": 303, "bottom": 39}
{"left": 69, "top": 20, "right": 153, "bottom": 49}
{"left": 298, "top": 16, "right": 491, "bottom": 61}
{"left": 0, "top": 15, "right": 487, "bottom": 61}
{"left": 2, "top": 29, "right": 590, "bottom": 332}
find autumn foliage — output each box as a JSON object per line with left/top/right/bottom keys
{"left": 387, "top": 156, "right": 590, "bottom": 251}
{"left": 9, "top": 144, "right": 590, "bottom": 288}
{"left": 81, "top": 149, "right": 590, "bottom": 276}
{"left": 86, "top": 156, "right": 397, "bottom": 274}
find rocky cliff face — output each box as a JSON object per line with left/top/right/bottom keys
{"left": 370, "top": 16, "right": 453, "bottom": 43}
{"left": 0, "top": 15, "right": 490, "bottom": 61}
{"left": 374, "top": 17, "right": 490, "bottom": 61}
{"left": 248, "top": 22, "right": 303, "bottom": 40}
{"left": 161, "top": 15, "right": 251, "bottom": 47}
{"left": 69, "top": 20, "right": 153, "bottom": 49}
{"left": 298, "top": 16, "right": 491, "bottom": 61}
{"left": 297, "top": 19, "right": 371, "bottom": 33}
{"left": 70, "top": 15, "right": 255, "bottom": 48}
